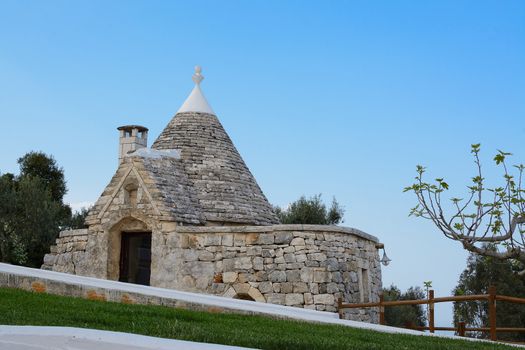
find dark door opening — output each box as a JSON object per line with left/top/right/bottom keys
{"left": 119, "top": 232, "right": 151, "bottom": 285}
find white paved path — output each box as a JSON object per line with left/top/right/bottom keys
{"left": 0, "top": 326, "right": 255, "bottom": 350}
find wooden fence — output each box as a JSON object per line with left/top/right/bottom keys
{"left": 338, "top": 286, "right": 525, "bottom": 342}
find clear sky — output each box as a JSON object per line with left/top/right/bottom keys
{"left": 1, "top": 1, "right": 524, "bottom": 327}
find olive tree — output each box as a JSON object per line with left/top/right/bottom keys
{"left": 274, "top": 194, "right": 345, "bottom": 225}
{"left": 404, "top": 144, "right": 525, "bottom": 273}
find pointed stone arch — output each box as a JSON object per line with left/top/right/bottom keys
{"left": 107, "top": 216, "right": 152, "bottom": 282}
{"left": 223, "top": 285, "right": 266, "bottom": 303}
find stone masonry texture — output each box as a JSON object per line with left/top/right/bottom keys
{"left": 151, "top": 112, "right": 279, "bottom": 225}
{"left": 43, "top": 225, "right": 381, "bottom": 323}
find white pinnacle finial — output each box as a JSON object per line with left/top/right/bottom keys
{"left": 177, "top": 65, "right": 215, "bottom": 115}
{"left": 192, "top": 65, "right": 204, "bottom": 85}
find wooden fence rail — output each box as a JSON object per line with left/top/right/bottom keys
{"left": 338, "top": 286, "right": 525, "bottom": 342}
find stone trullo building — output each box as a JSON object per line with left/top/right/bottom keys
{"left": 43, "top": 67, "right": 385, "bottom": 322}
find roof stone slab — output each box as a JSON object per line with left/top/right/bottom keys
{"left": 86, "top": 155, "right": 205, "bottom": 225}
{"left": 152, "top": 111, "right": 279, "bottom": 225}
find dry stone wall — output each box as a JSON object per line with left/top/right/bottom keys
{"left": 42, "top": 229, "right": 89, "bottom": 274}
{"left": 159, "top": 225, "right": 381, "bottom": 323}
{"left": 43, "top": 224, "right": 381, "bottom": 323}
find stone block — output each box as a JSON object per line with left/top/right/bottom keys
{"left": 255, "top": 271, "right": 267, "bottom": 281}
{"left": 332, "top": 271, "right": 342, "bottom": 283}
{"left": 182, "top": 275, "right": 195, "bottom": 288}
{"left": 263, "top": 257, "right": 273, "bottom": 264}
{"left": 223, "top": 272, "right": 238, "bottom": 283}
{"left": 304, "top": 292, "right": 314, "bottom": 304}
{"left": 274, "top": 256, "right": 285, "bottom": 264}
{"left": 280, "top": 282, "right": 293, "bottom": 293}
{"left": 238, "top": 273, "right": 256, "bottom": 283}
{"left": 188, "top": 235, "right": 205, "bottom": 248}
{"left": 262, "top": 249, "right": 275, "bottom": 258}
{"left": 246, "top": 233, "right": 259, "bottom": 245}
{"left": 314, "top": 294, "right": 335, "bottom": 305}
{"left": 234, "top": 234, "right": 246, "bottom": 246}
{"left": 324, "top": 258, "right": 339, "bottom": 271}
{"left": 300, "top": 268, "right": 313, "bottom": 282}
{"left": 196, "top": 276, "right": 210, "bottom": 289}
{"left": 233, "top": 283, "right": 250, "bottom": 294}
{"left": 222, "top": 234, "right": 234, "bottom": 246}
{"left": 293, "top": 282, "right": 309, "bottom": 293}
{"left": 274, "top": 232, "right": 293, "bottom": 244}
{"left": 286, "top": 270, "right": 301, "bottom": 282}
{"left": 183, "top": 261, "right": 214, "bottom": 276}
{"left": 248, "top": 286, "right": 265, "bottom": 302}
{"left": 285, "top": 293, "right": 304, "bottom": 306}
{"left": 204, "top": 235, "right": 221, "bottom": 246}
{"left": 313, "top": 270, "right": 330, "bottom": 283}
{"left": 296, "top": 254, "right": 307, "bottom": 263}
{"left": 43, "top": 254, "right": 56, "bottom": 265}
{"left": 259, "top": 281, "right": 272, "bottom": 293}
{"left": 199, "top": 251, "right": 215, "bottom": 261}
{"left": 265, "top": 293, "right": 285, "bottom": 305}
{"left": 223, "top": 286, "right": 237, "bottom": 298}
{"left": 268, "top": 270, "right": 286, "bottom": 282}
{"left": 234, "top": 257, "right": 252, "bottom": 270}
{"left": 290, "top": 237, "right": 305, "bottom": 246}
{"left": 283, "top": 246, "right": 295, "bottom": 253}
{"left": 257, "top": 233, "right": 274, "bottom": 245}
{"left": 253, "top": 257, "right": 264, "bottom": 271}
{"left": 286, "top": 262, "right": 304, "bottom": 270}
{"left": 210, "top": 283, "right": 227, "bottom": 294}
{"left": 309, "top": 253, "right": 327, "bottom": 262}
{"left": 283, "top": 253, "right": 296, "bottom": 263}
{"left": 223, "top": 258, "right": 235, "bottom": 271}
{"left": 326, "top": 282, "right": 340, "bottom": 293}
{"left": 247, "top": 246, "right": 262, "bottom": 256}
{"left": 350, "top": 271, "right": 358, "bottom": 283}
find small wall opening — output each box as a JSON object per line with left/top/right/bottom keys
{"left": 124, "top": 183, "right": 138, "bottom": 206}
{"left": 359, "top": 268, "right": 370, "bottom": 303}
{"left": 233, "top": 293, "right": 255, "bottom": 301}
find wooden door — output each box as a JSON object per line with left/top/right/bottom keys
{"left": 119, "top": 232, "right": 151, "bottom": 285}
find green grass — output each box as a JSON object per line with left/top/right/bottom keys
{"left": 0, "top": 287, "right": 514, "bottom": 349}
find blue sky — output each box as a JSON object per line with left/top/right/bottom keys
{"left": 1, "top": 1, "right": 524, "bottom": 326}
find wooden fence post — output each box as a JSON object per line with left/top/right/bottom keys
{"left": 488, "top": 285, "right": 497, "bottom": 341}
{"left": 429, "top": 290, "right": 435, "bottom": 333}
{"left": 379, "top": 294, "right": 385, "bottom": 325}
{"left": 338, "top": 297, "right": 343, "bottom": 319}
{"left": 458, "top": 321, "right": 466, "bottom": 337}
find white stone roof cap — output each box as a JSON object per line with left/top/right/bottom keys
{"left": 177, "top": 66, "right": 215, "bottom": 115}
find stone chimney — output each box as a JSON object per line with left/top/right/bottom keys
{"left": 117, "top": 125, "right": 148, "bottom": 164}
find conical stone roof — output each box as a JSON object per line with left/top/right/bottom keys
{"left": 151, "top": 67, "right": 279, "bottom": 225}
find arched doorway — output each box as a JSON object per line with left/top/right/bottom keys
{"left": 119, "top": 232, "right": 151, "bottom": 285}
{"left": 107, "top": 217, "right": 152, "bottom": 286}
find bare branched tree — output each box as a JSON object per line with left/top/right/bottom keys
{"left": 404, "top": 144, "right": 525, "bottom": 274}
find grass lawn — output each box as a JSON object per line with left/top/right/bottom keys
{"left": 0, "top": 287, "right": 515, "bottom": 350}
